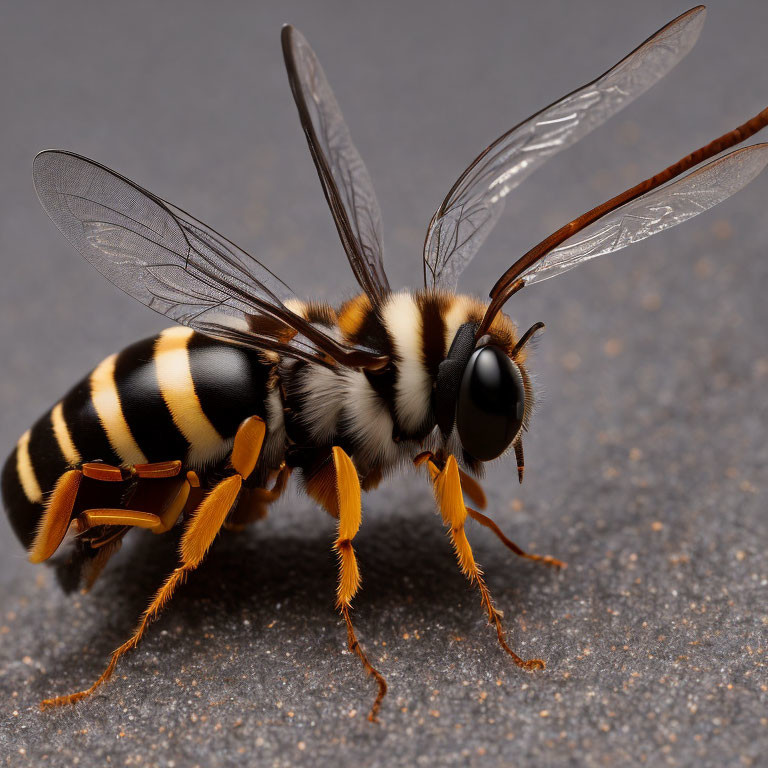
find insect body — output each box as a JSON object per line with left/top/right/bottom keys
{"left": 3, "top": 6, "right": 767, "bottom": 721}
{"left": 2, "top": 292, "right": 525, "bottom": 561}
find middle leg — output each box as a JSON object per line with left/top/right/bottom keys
{"left": 332, "top": 447, "right": 387, "bottom": 722}
{"left": 307, "top": 447, "right": 387, "bottom": 722}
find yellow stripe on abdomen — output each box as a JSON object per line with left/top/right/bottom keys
{"left": 154, "top": 327, "right": 227, "bottom": 466}
{"left": 16, "top": 429, "right": 43, "bottom": 504}
{"left": 90, "top": 354, "right": 148, "bottom": 466}
{"left": 51, "top": 402, "right": 81, "bottom": 466}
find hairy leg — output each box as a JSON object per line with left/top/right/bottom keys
{"left": 415, "top": 451, "right": 564, "bottom": 569}
{"left": 330, "top": 447, "right": 387, "bottom": 722}
{"left": 420, "top": 453, "right": 545, "bottom": 671}
{"left": 40, "top": 416, "right": 266, "bottom": 709}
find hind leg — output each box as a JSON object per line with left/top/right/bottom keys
{"left": 28, "top": 470, "right": 82, "bottom": 563}
{"left": 28, "top": 461, "right": 189, "bottom": 564}
{"left": 58, "top": 469, "right": 198, "bottom": 593}
{"left": 40, "top": 416, "right": 266, "bottom": 710}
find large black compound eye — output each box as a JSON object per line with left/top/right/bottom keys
{"left": 456, "top": 345, "right": 525, "bottom": 462}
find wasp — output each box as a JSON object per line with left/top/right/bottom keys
{"left": 3, "top": 6, "right": 767, "bottom": 721}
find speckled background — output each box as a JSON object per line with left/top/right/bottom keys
{"left": 1, "top": 1, "right": 766, "bottom": 766}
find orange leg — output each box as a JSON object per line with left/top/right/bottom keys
{"left": 40, "top": 417, "right": 266, "bottom": 710}
{"left": 415, "top": 452, "right": 563, "bottom": 568}
{"left": 329, "top": 447, "right": 387, "bottom": 722}
{"left": 457, "top": 468, "right": 487, "bottom": 510}
{"left": 133, "top": 460, "right": 182, "bottom": 479}
{"left": 29, "top": 470, "right": 82, "bottom": 564}
{"left": 29, "top": 460, "right": 191, "bottom": 565}
{"left": 414, "top": 451, "right": 486, "bottom": 509}
{"left": 75, "top": 509, "right": 162, "bottom": 531}
{"left": 252, "top": 463, "right": 292, "bottom": 504}
{"left": 81, "top": 463, "right": 124, "bottom": 482}
{"left": 419, "top": 453, "right": 545, "bottom": 672}
{"left": 72, "top": 473, "right": 193, "bottom": 537}
{"left": 81, "top": 460, "right": 182, "bottom": 482}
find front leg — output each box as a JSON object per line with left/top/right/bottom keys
{"left": 414, "top": 451, "right": 565, "bottom": 570}
{"left": 416, "top": 453, "right": 545, "bottom": 671}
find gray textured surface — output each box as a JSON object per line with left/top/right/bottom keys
{"left": 1, "top": 1, "right": 767, "bottom": 766}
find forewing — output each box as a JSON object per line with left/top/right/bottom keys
{"left": 282, "top": 25, "right": 390, "bottom": 305}
{"left": 33, "top": 150, "right": 386, "bottom": 369}
{"left": 424, "top": 6, "right": 706, "bottom": 290}
{"left": 519, "top": 144, "right": 768, "bottom": 285}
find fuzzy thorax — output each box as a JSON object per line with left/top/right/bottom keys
{"left": 287, "top": 290, "right": 533, "bottom": 475}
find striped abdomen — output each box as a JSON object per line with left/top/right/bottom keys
{"left": 2, "top": 327, "right": 280, "bottom": 549}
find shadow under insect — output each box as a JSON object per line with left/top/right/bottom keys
{"left": 32, "top": 502, "right": 563, "bottom": 704}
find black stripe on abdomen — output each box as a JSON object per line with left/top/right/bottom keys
{"left": 185, "top": 334, "right": 271, "bottom": 439}
{"left": 61, "top": 375, "right": 121, "bottom": 465}
{"left": 1, "top": 446, "right": 43, "bottom": 550}
{"left": 113, "top": 336, "right": 189, "bottom": 462}
{"left": 27, "top": 410, "right": 68, "bottom": 495}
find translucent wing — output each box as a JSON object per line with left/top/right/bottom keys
{"left": 33, "top": 150, "right": 388, "bottom": 369}
{"left": 423, "top": 6, "right": 706, "bottom": 290}
{"left": 282, "top": 25, "right": 390, "bottom": 305}
{"left": 518, "top": 143, "right": 768, "bottom": 285}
